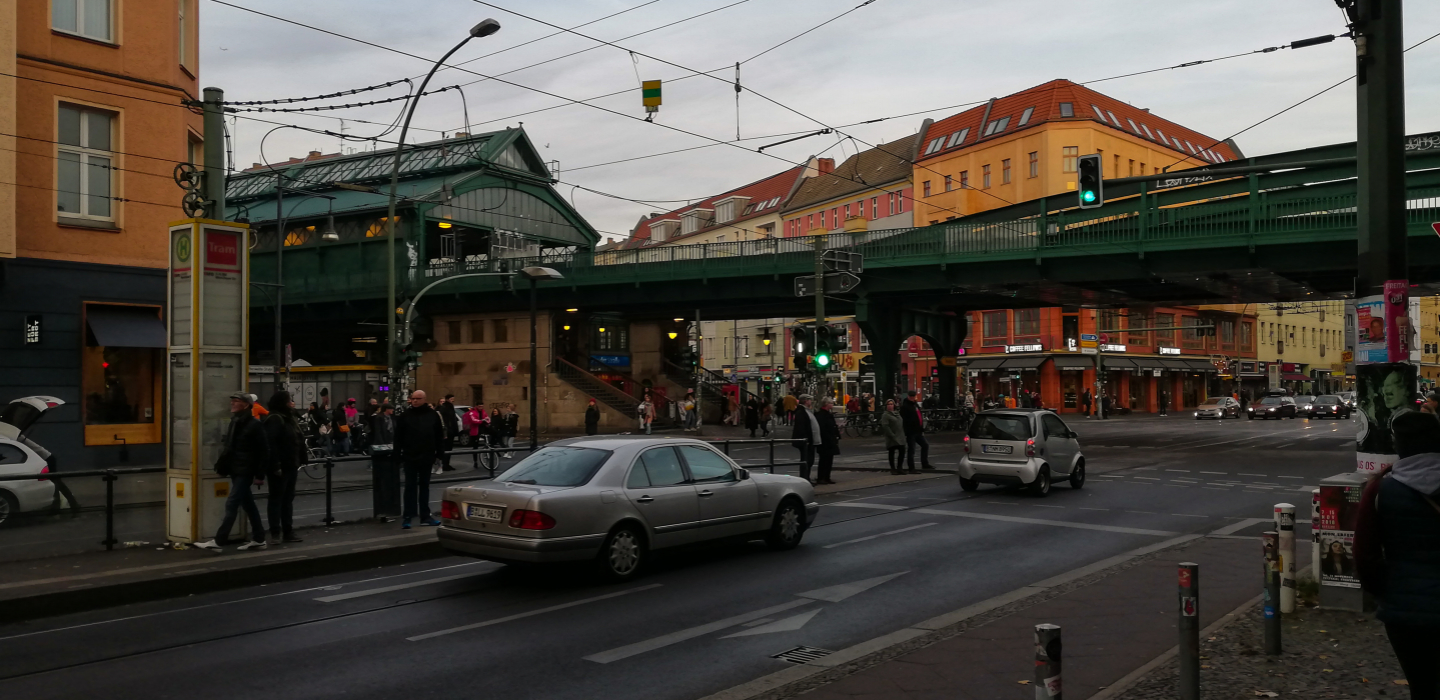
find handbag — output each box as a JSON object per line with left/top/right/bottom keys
{"left": 214, "top": 450, "right": 232, "bottom": 478}
{"left": 339, "top": 424, "right": 350, "bottom": 433}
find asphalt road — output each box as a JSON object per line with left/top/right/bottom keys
{"left": 0, "top": 414, "right": 1352, "bottom": 700}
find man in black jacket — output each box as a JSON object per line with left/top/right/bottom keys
{"left": 814, "top": 398, "right": 842, "bottom": 485}
{"left": 195, "top": 393, "right": 270, "bottom": 551}
{"left": 901, "top": 390, "right": 935, "bottom": 473}
{"left": 790, "top": 395, "right": 820, "bottom": 482}
{"left": 395, "top": 390, "right": 444, "bottom": 528}
{"left": 439, "top": 393, "right": 460, "bottom": 472}
{"left": 263, "top": 391, "right": 306, "bottom": 543}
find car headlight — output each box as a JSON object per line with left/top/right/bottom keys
{"left": 1194, "top": 412, "right": 1199, "bottom": 416}
{"left": 1268, "top": 408, "right": 1276, "bottom": 412}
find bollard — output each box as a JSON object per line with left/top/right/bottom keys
{"left": 768, "top": 440, "right": 776, "bottom": 474}
{"left": 1274, "top": 503, "right": 1296, "bottom": 613}
{"left": 1310, "top": 489, "right": 1321, "bottom": 585}
{"left": 1177, "top": 562, "right": 1200, "bottom": 700}
{"left": 1033, "top": 623, "right": 1062, "bottom": 700}
{"left": 322, "top": 458, "right": 337, "bottom": 526}
{"left": 1262, "top": 531, "right": 1282, "bottom": 655}
{"left": 101, "top": 470, "right": 118, "bottom": 551}
{"left": 722, "top": 440, "right": 731, "bottom": 456}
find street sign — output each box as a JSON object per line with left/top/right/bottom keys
{"left": 1432, "top": 222, "right": 1440, "bottom": 238}
{"left": 821, "top": 250, "right": 864, "bottom": 273}
{"left": 1081, "top": 347, "right": 1098, "bottom": 355}
{"left": 1080, "top": 339, "right": 1097, "bottom": 349}
{"left": 1098, "top": 333, "right": 1110, "bottom": 344}
{"left": 1080, "top": 333, "right": 1098, "bottom": 342}
{"left": 794, "top": 272, "right": 861, "bottom": 296}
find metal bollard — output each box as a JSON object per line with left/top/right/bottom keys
{"left": 768, "top": 440, "right": 776, "bottom": 474}
{"left": 322, "top": 458, "right": 337, "bottom": 526}
{"left": 101, "top": 470, "right": 118, "bottom": 551}
{"left": 1178, "top": 562, "right": 1200, "bottom": 700}
{"left": 1310, "top": 489, "right": 1321, "bottom": 586}
{"left": 1274, "top": 503, "right": 1296, "bottom": 613}
{"left": 1262, "top": 530, "right": 1282, "bottom": 655}
{"left": 1033, "top": 623, "right": 1062, "bottom": 699}
{"left": 722, "top": 440, "right": 731, "bottom": 456}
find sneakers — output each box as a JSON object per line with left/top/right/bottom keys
{"left": 192, "top": 539, "right": 222, "bottom": 552}
{"left": 420, "top": 518, "right": 441, "bottom": 527}
{"left": 402, "top": 519, "right": 412, "bottom": 529}
{"left": 282, "top": 534, "right": 304, "bottom": 543}
{"left": 237, "top": 540, "right": 268, "bottom": 551}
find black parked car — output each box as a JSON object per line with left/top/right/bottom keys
{"left": 1247, "top": 395, "right": 1297, "bottom": 420}
{"left": 1307, "top": 395, "right": 1351, "bottom": 419}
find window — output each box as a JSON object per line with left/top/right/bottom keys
{"left": 843, "top": 204, "right": 850, "bottom": 218}
{"left": 492, "top": 319, "right": 509, "bottom": 343}
{"left": 1098, "top": 309, "right": 1120, "bottom": 335}
{"left": 924, "top": 137, "right": 945, "bottom": 155}
{"left": 1156, "top": 129, "right": 1169, "bottom": 146}
{"left": 1062, "top": 146, "right": 1078, "bottom": 173}
{"left": 1091, "top": 105, "right": 1108, "bottom": 124}
{"left": 870, "top": 197, "right": 877, "bottom": 218}
{"left": 468, "top": 320, "right": 485, "bottom": 343}
{"left": 1017, "top": 107, "right": 1035, "bottom": 126}
{"left": 1219, "top": 320, "right": 1235, "bottom": 346}
{"left": 946, "top": 128, "right": 969, "bottom": 148}
{"left": 498, "top": 446, "right": 611, "bottom": 487}
{"left": 0, "top": 444, "right": 26, "bottom": 466}
{"left": 1002, "top": 159, "right": 1011, "bottom": 184}
{"left": 439, "top": 233, "right": 457, "bottom": 258}
{"left": 943, "top": 175, "right": 953, "bottom": 192}
{"left": 679, "top": 445, "right": 736, "bottom": 482}
{"left": 923, "top": 180, "right": 931, "bottom": 197}
{"left": 1128, "top": 159, "right": 1135, "bottom": 177}
{"left": 447, "top": 320, "right": 462, "bottom": 344}
{"left": 1126, "top": 117, "right": 1141, "bottom": 134}
{"left": 1155, "top": 313, "right": 1175, "bottom": 343}
{"left": 1106, "top": 111, "right": 1120, "bottom": 126}
{"left": 963, "top": 313, "right": 973, "bottom": 347}
{"left": 959, "top": 171, "right": 969, "bottom": 189}
{"left": 1028, "top": 152, "right": 1038, "bottom": 178}
{"left": 1014, "top": 308, "right": 1040, "bottom": 337}
{"left": 982, "top": 164, "right": 991, "bottom": 188}
{"left": 1113, "top": 154, "right": 1120, "bottom": 178}
{"left": 1181, "top": 317, "right": 1203, "bottom": 347}
{"left": 186, "top": 137, "right": 201, "bottom": 167}
{"left": 1139, "top": 162, "right": 1146, "bottom": 175}
{"left": 57, "top": 104, "right": 115, "bottom": 221}
{"left": 1140, "top": 123, "right": 1155, "bottom": 140}
{"left": 179, "top": 0, "right": 194, "bottom": 69}
{"left": 1059, "top": 102, "right": 1074, "bottom": 118}
{"left": 983, "top": 116, "right": 1011, "bottom": 136}
{"left": 82, "top": 304, "right": 161, "bottom": 439}
{"left": 53, "top": 0, "right": 112, "bottom": 42}
{"left": 887, "top": 195, "right": 895, "bottom": 216}
{"left": 982, "top": 311, "right": 1007, "bottom": 343}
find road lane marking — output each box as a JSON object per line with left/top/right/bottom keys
{"left": 316, "top": 573, "right": 482, "bottom": 602}
{"left": 909, "top": 508, "right": 1178, "bottom": 537}
{"left": 1275, "top": 443, "right": 1295, "bottom": 449}
{"left": 585, "top": 599, "right": 814, "bottom": 663}
{"left": 411, "top": 584, "right": 662, "bottom": 642}
{"left": 1199, "top": 471, "right": 1226, "bottom": 475}
{"left": 1134, "top": 477, "right": 1161, "bottom": 481}
{"left": 1078, "top": 507, "right": 1109, "bottom": 511}
{"left": 1031, "top": 504, "right": 1064, "bottom": 509}
{"left": 828, "top": 502, "right": 906, "bottom": 511}
{"left": 1165, "top": 469, "right": 1190, "bottom": 473}
{"left": 823, "top": 523, "right": 938, "bottom": 549}
{"left": 1278, "top": 476, "right": 1304, "bottom": 479}
{"left": 1238, "top": 473, "right": 1268, "bottom": 477}
{"left": 798, "top": 573, "right": 909, "bottom": 602}
{"left": 985, "top": 501, "right": 1020, "bottom": 506}
{"left": 1126, "top": 511, "right": 1157, "bottom": 515}
{"left": 721, "top": 610, "right": 821, "bottom": 638}
{"left": 1211, "top": 517, "right": 1269, "bottom": 536}
{"left": 1170, "top": 514, "right": 1208, "bottom": 518}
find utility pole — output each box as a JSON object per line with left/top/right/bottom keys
{"left": 813, "top": 234, "right": 826, "bottom": 397}
{"left": 1352, "top": 0, "right": 1408, "bottom": 296}
{"left": 201, "top": 88, "right": 225, "bottom": 218}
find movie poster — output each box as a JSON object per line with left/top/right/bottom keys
{"left": 1316, "top": 484, "right": 1361, "bottom": 589}
{"left": 1355, "top": 362, "right": 1416, "bottom": 473}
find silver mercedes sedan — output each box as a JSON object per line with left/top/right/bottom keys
{"left": 437, "top": 437, "right": 820, "bottom": 580}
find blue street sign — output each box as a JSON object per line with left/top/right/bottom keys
{"left": 1080, "top": 333, "right": 1098, "bottom": 342}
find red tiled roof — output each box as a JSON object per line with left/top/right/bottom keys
{"left": 917, "top": 79, "right": 1240, "bottom": 166}
{"left": 616, "top": 165, "right": 807, "bottom": 249}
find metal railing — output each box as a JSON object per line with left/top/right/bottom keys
{"left": 0, "top": 466, "right": 165, "bottom": 550}
{"left": 704, "top": 438, "right": 806, "bottom": 475}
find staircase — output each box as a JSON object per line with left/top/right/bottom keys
{"left": 554, "top": 358, "right": 638, "bottom": 419}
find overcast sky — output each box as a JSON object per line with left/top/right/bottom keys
{"left": 202, "top": 0, "right": 1440, "bottom": 240}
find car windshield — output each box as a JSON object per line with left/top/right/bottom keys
{"left": 495, "top": 446, "right": 612, "bottom": 487}
{"left": 1199, "top": 398, "right": 1224, "bottom": 407}
{"left": 1259, "top": 397, "right": 1284, "bottom": 406}
{"left": 1298, "top": 396, "right": 1316, "bottom": 403}
{"left": 969, "top": 414, "right": 1033, "bottom": 441}
{"left": 1316, "top": 396, "right": 1339, "bottom": 404}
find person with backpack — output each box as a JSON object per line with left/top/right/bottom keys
{"left": 194, "top": 393, "right": 270, "bottom": 551}
{"left": 262, "top": 390, "right": 306, "bottom": 543}
{"left": 1355, "top": 410, "right": 1440, "bottom": 697}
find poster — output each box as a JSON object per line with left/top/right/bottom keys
{"left": 1355, "top": 362, "right": 1416, "bottom": 472}
{"left": 1316, "top": 483, "right": 1361, "bottom": 589}
{"left": 1355, "top": 295, "right": 1387, "bottom": 364}
{"left": 1384, "top": 280, "right": 1411, "bottom": 361}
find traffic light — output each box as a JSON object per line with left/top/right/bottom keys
{"left": 403, "top": 350, "right": 424, "bottom": 369}
{"left": 813, "top": 325, "right": 833, "bottom": 370}
{"left": 1077, "top": 154, "right": 1103, "bottom": 209}
{"left": 791, "top": 326, "right": 812, "bottom": 370}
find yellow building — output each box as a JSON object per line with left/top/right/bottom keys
{"left": 1253, "top": 301, "right": 1347, "bottom": 394}
{"left": 912, "top": 79, "right": 1241, "bottom": 223}
{"left": 1419, "top": 296, "right": 1440, "bottom": 386}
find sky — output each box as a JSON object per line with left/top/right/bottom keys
{"left": 202, "top": 0, "right": 1440, "bottom": 241}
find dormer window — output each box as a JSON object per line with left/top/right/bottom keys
{"left": 923, "top": 137, "right": 945, "bottom": 155}
{"left": 648, "top": 219, "right": 680, "bottom": 242}
{"left": 681, "top": 208, "right": 713, "bottom": 235}
{"left": 714, "top": 196, "right": 750, "bottom": 224}
{"left": 1017, "top": 107, "right": 1035, "bottom": 126}
{"left": 1091, "top": 105, "right": 1108, "bottom": 124}
{"left": 946, "top": 128, "right": 969, "bottom": 148}
{"left": 1059, "top": 102, "right": 1074, "bottom": 117}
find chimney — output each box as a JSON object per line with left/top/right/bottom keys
{"left": 252, "top": 162, "right": 263, "bottom": 170}
{"left": 307, "top": 151, "right": 323, "bottom": 159}
{"left": 818, "top": 158, "right": 835, "bottom": 175}
{"left": 455, "top": 131, "right": 469, "bottom": 138}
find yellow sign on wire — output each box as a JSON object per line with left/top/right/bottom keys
{"left": 642, "top": 80, "right": 661, "bottom": 112}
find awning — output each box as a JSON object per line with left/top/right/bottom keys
{"left": 1282, "top": 373, "right": 1312, "bottom": 381}
{"left": 966, "top": 357, "right": 1006, "bottom": 371}
{"left": 1131, "top": 357, "right": 1167, "bottom": 370}
{"left": 1184, "top": 359, "right": 1218, "bottom": 373}
{"left": 1001, "top": 356, "right": 1048, "bottom": 370}
{"left": 1099, "top": 357, "right": 1137, "bottom": 369}
{"left": 87, "top": 305, "right": 165, "bottom": 348}
{"left": 1160, "top": 359, "right": 1192, "bottom": 370}
{"left": 1053, "top": 355, "right": 1094, "bottom": 370}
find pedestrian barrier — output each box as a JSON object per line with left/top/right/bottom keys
{"left": 0, "top": 466, "right": 166, "bottom": 550}
{"left": 707, "top": 438, "right": 807, "bottom": 475}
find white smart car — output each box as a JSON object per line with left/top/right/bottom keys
{"left": 960, "top": 409, "right": 1085, "bottom": 497}
{"left": 0, "top": 396, "right": 64, "bottom": 526}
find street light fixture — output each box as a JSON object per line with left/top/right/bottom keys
{"left": 384, "top": 18, "right": 501, "bottom": 383}
{"left": 320, "top": 214, "right": 339, "bottom": 241}
{"left": 518, "top": 266, "right": 564, "bottom": 451}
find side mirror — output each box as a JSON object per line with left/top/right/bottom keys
{"left": 738, "top": 468, "right": 750, "bottom": 480}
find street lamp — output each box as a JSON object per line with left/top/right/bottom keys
{"left": 272, "top": 185, "right": 334, "bottom": 392}
{"left": 519, "top": 266, "right": 564, "bottom": 451}
{"left": 385, "top": 18, "right": 501, "bottom": 383}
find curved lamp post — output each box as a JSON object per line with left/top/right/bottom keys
{"left": 519, "top": 266, "right": 564, "bottom": 450}
{"left": 385, "top": 18, "right": 501, "bottom": 390}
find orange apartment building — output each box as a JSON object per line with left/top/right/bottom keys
{"left": 1, "top": 0, "right": 202, "bottom": 468}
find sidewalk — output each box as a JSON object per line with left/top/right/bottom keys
{"left": 716, "top": 534, "right": 1304, "bottom": 700}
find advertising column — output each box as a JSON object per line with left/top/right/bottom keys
{"left": 167, "top": 220, "right": 250, "bottom": 543}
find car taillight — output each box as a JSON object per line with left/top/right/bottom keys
{"left": 963, "top": 436, "right": 970, "bottom": 454}
{"left": 508, "top": 509, "right": 556, "bottom": 530}
{"left": 441, "top": 500, "right": 461, "bottom": 520}
{"left": 38, "top": 465, "right": 49, "bottom": 482}
{"left": 1025, "top": 438, "right": 1036, "bottom": 457}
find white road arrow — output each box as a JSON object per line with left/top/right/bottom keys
{"left": 796, "top": 572, "right": 909, "bottom": 603}
{"left": 721, "top": 610, "right": 822, "bottom": 638}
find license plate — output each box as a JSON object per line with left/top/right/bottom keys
{"left": 981, "top": 444, "right": 1013, "bottom": 454}
{"left": 466, "top": 504, "right": 504, "bottom": 522}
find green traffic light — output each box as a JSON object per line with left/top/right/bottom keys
{"left": 1082, "top": 191, "right": 1096, "bottom": 202}
{"left": 815, "top": 354, "right": 831, "bottom": 367}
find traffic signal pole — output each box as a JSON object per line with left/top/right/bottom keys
{"left": 1354, "top": 0, "right": 1407, "bottom": 297}
{"left": 813, "top": 234, "right": 827, "bottom": 396}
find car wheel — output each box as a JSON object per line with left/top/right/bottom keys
{"left": 959, "top": 477, "right": 979, "bottom": 492}
{"left": 765, "top": 499, "right": 806, "bottom": 550}
{"left": 596, "top": 525, "right": 646, "bottom": 581}
{"left": 1069, "top": 461, "right": 1086, "bottom": 489}
{"left": 1029, "top": 467, "right": 1052, "bottom": 497}
{"left": 0, "top": 490, "right": 17, "bottom": 528}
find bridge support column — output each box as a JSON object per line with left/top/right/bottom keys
{"left": 935, "top": 356, "right": 958, "bottom": 408}
{"left": 855, "top": 295, "right": 902, "bottom": 404}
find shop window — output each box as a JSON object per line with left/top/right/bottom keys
{"left": 83, "top": 304, "right": 164, "bottom": 445}
{"left": 982, "top": 311, "right": 1007, "bottom": 345}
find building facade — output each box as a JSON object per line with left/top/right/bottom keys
{"left": 780, "top": 136, "right": 918, "bottom": 236}
{"left": 1251, "top": 301, "right": 1349, "bottom": 395}
{"left": 1, "top": 0, "right": 202, "bottom": 468}
{"left": 609, "top": 162, "right": 811, "bottom": 251}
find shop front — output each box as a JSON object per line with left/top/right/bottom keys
{"left": 1053, "top": 355, "right": 1094, "bottom": 413}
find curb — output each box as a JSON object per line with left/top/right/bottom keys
{"left": 0, "top": 535, "right": 447, "bottom": 625}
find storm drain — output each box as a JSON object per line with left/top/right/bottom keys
{"left": 772, "top": 646, "right": 834, "bottom": 664}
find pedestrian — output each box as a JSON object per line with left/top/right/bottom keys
{"left": 585, "top": 398, "right": 601, "bottom": 435}
{"left": 1101, "top": 393, "right": 1112, "bottom": 419}
{"left": 879, "top": 398, "right": 905, "bottom": 475}
{"left": 1356, "top": 411, "right": 1440, "bottom": 698}
{"left": 194, "top": 393, "right": 269, "bottom": 551}
{"left": 370, "top": 402, "right": 395, "bottom": 447}
{"left": 1158, "top": 390, "right": 1170, "bottom": 416}
{"left": 682, "top": 390, "right": 699, "bottom": 431}
{"left": 774, "top": 395, "right": 787, "bottom": 426}
{"left": 745, "top": 397, "right": 760, "bottom": 438}
{"left": 503, "top": 402, "right": 519, "bottom": 456}
{"left": 725, "top": 394, "right": 739, "bottom": 426}
{"left": 637, "top": 394, "right": 654, "bottom": 435}
{"left": 1003, "top": 394, "right": 1016, "bottom": 409}
{"left": 900, "top": 390, "right": 935, "bottom": 472}
{"left": 394, "top": 390, "right": 444, "bottom": 529}
{"left": 1081, "top": 388, "right": 1093, "bottom": 418}
{"left": 331, "top": 399, "right": 351, "bottom": 456}
{"left": 439, "top": 393, "right": 460, "bottom": 472}
{"left": 846, "top": 394, "right": 861, "bottom": 416}
{"left": 262, "top": 390, "right": 305, "bottom": 543}
{"left": 791, "top": 394, "right": 820, "bottom": 483}
{"left": 783, "top": 393, "right": 798, "bottom": 426}
{"left": 461, "top": 403, "right": 487, "bottom": 446}
{"left": 815, "top": 397, "right": 841, "bottom": 485}
{"left": 760, "top": 402, "right": 774, "bottom": 437}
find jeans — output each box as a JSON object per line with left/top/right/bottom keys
{"left": 1386, "top": 622, "right": 1440, "bottom": 700}
{"left": 795, "top": 442, "right": 815, "bottom": 481}
{"left": 402, "top": 458, "right": 434, "bottom": 521}
{"left": 887, "top": 445, "right": 906, "bottom": 472}
{"left": 266, "top": 469, "right": 298, "bottom": 536}
{"left": 684, "top": 412, "right": 698, "bottom": 430}
{"left": 640, "top": 419, "right": 652, "bottom": 435}
{"left": 906, "top": 433, "right": 931, "bottom": 469}
{"left": 216, "top": 474, "right": 264, "bottom": 543}
{"left": 441, "top": 436, "right": 455, "bottom": 469}
{"left": 817, "top": 451, "right": 833, "bottom": 483}
{"left": 333, "top": 434, "right": 351, "bottom": 456}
